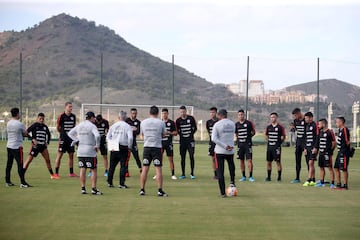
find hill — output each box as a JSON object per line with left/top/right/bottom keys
{"left": 0, "top": 13, "right": 237, "bottom": 113}
{"left": 285, "top": 79, "right": 360, "bottom": 107}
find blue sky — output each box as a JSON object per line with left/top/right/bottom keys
{"left": 0, "top": 0, "right": 359, "bottom": 90}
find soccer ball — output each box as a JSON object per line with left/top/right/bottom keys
{"left": 226, "top": 185, "right": 238, "bottom": 197}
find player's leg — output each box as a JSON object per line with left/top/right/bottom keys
{"left": 23, "top": 155, "right": 34, "bottom": 173}
{"left": 90, "top": 157, "right": 101, "bottom": 194}
{"left": 154, "top": 150, "right": 167, "bottom": 196}
{"left": 209, "top": 143, "right": 217, "bottom": 179}
{"left": 179, "top": 143, "right": 186, "bottom": 178}
{"left": 342, "top": 155, "right": 349, "bottom": 189}
{"left": 334, "top": 154, "right": 341, "bottom": 188}
{"left": 68, "top": 151, "right": 77, "bottom": 177}
{"left": 79, "top": 158, "right": 87, "bottom": 193}
{"left": 266, "top": 150, "right": 272, "bottom": 181}
{"left": 132, "top": 145, "right": 142, "bottom": 172}
{"left": 40, "top": 148, "right": 55, "bottom": 177}
{"left": 227, "top": 154, "right": 236, "bottom": 185}
{"left": 189, "top": 141, "right": 195, "bottom": 178}
{"left": 327, "top": 155, "right": 335, "bottom": 188}
{"left": 14, "top": 147, "right": 28, "bottom": 186}
{"left": 102, "top": 154, "right": 109, "bottom": 176}
{"left": 167, "top": 144, "right": 176, "bottom": 179}
{"left": 216, "top": 154, "right": 226, "bottom": 196}
{"left": 54, "top": 140, "right": 64, "bottom": 175}
{"left": 247, "top": 147, "right": 254, "bottom": 181}
{"left": 139, "top": 148, "right": 151, "bottom": 194}
{"left": 276, "top": 148, "right": 282, "bottom": 181}
{"left": 119, "top": 149, "right": 130, "bottom": 188}
{"left": 240, "top": 159, "right": 245, "bottom": 179}
{"left": 5, "top": 148, "right": 15, "bottom": 185}
{"left": 294, "top": 143, "right": 302, "bottom": 181}
{"left": 107, "top": 151, "right": 119, "bottom": 187}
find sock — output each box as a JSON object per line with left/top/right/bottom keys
{"left": 23, "top": 168, "right": 27, "bottom": 174}
{"left": 81, "top": 186, "right": 86, "bottom": 190}
{"left": 158, "top": 188, "right": 162, "bottom": 192}
{"left": 312, "top": 178, "right": 315, "bottom": 182}
{"left": 278, "top": 170, "right": 282, "bottom": 179}
{"left": 267, "top": 170, "right": 271, "bottom": 179}
{"left": 70, "top": 168, "right": 74, "bottom": 174}
{"left": 242, "top": 171, "right": 246, "bottom": 177}
{"left": 172, "top": 170, "right": 175, "bottom": 176}
{"left": 307, "top": 178, "right": 311, "bottom": 182}
{"left": 336, "top": 183, "right": 341, "bottom": 187}
{"left": 49, "top": 169, "right": 54, "bottom": 175}
{"left": 249, "top": 171, "right": 253, "bottom": 178}
{"left": 214, "top": 170, "right": 217, "bottom": 177}
{"left": 343, "top": 183, "right": 348, "bottom": 188}
{"left": 331, "top": 180, "right": 334, "bottom": 185}
{"left": 105, "top": 169, "right": 108, "bottom": 173}
{"left": 321, "top": 179, "right": 324, "bottom": 184}
{"left": 55, "top": 167, "right": 59, "bottom": 174}
{"left": 92, "top": 187, "right": 97, "bottom": 191}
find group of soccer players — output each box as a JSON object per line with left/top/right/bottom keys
{"left": 5, "top": 102, "right": 353, "bottom": 196}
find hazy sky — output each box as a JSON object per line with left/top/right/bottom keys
{"left": 1, "top": 0, "right": 359, "bottom": 90}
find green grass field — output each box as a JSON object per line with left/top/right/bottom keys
{"left": 0, "top": 141, "right": 359, "bottom": 240}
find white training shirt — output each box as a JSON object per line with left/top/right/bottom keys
{"left": 140, "top": 117, "right": 166, "bottom": 148}
{"left": 106, "top": 120, "right": 133, "bottom": 149}
{"left": 67, "top": 120, "right": 100, "bottom": 157}
{"left": 211, "top": 118, "right": 235, "bottom": 155}
{"left": 7, "top": 119, "right": 26, "bottom": 149}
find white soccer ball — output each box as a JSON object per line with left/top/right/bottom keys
{"left": 226, "top": 185, "right": 238, "bottom": 197}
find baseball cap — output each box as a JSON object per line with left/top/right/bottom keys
{"left": 85, "top": 111, "right": 95, "bottom": 119}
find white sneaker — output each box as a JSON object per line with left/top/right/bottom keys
{"left": 171, "top": 175, "right": 177, "bottom": 180}
{"left": 153, "top": 175, "right": 157, "bottom": 180}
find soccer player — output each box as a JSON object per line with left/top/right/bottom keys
{"left": 314, "top": 118, "right": 336, "bottom": 188}
{"left": 5, "top": 107, "right": 30, "bottom": 188}
{"left": 54, "top": 102, "right": 77, "bottom": 178}
{"left": 302, "top": 112, "right": 319, "bottom": 187}
{"left": 154, "top": 108, "right": 177, "bottom": 180}
{"left": 291, "top": 108, "right": 306, "bottom": 183}
{"left": 68, "top": 111, "right": 102, "bottom": 195}
{"left": 334, "top": 116, "right": 351, "bottom": 190}
{"left": 95, "top": 114, "right": 109, "bottom": 177}
{"left": 211, "top": 109, "right": 236, "bottom": 198}
{"left": 125, "top": 108, "right": 142, "bottom": 176}
{"left": 106, "top": 111, "right": 133, "bottom": 188}
{"left": 206, "top": 107, "right": 218, "bottom": 180}
{"left": 139, "top": 106, "right": 168, "bottom": 197}
{"left": 265, "top": 112, "right": 286, "bottom": 182}
{"left": 23, "top": 113, "right": 58, "bottom": 179}
{"left": 176, "top": 105, "right": 197, "bottom": 179}
{"left": 235, "top": 109, "right": 256, "bottom": 182}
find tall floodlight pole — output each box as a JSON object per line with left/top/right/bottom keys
{"left": 245, "top": 56, "right": 250, "bottom": 118}
{"left": 100, "top": 52, "right": 103, "bottom": 114}
{"left": 172, "top": 54, "right": 175, "bottom": 120}
{"left": 19, "top": 52, "right": 23, "bottom": 121}
{"left": 316, "top": 57, "right": 320, "bottom": 121}
{"left": 328, "top": 102, "right": 333, "bottom": 130}
{"left": 352, "top": 101, "right": 359, "bottom": 143}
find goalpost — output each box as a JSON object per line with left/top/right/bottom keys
{"left": 80, "top": 103, "right": 194, "bottom": 122}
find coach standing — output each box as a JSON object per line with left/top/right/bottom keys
{"left": 106, "top": 111, "right": 133, "bottom": 189}
{"left": 68, "top": 111, "right": 102, "bottom": 195}
{"left": 6, "top": 107, "right": 29, "bottom": 188}
{"left": 211, "top": 109, "right": 236, "bottom": 197}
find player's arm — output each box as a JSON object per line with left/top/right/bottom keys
{"left": 281, "top": 126, "right": 286, "bottom": 142}
{"left": 56, "top": 115, "right": 62, "bottom": 133}
{"left": 127, "top": 125, "right": 134, "bottom": 148}
{"left": 170, "top": 122, "right": 178, "bottom": 136}
{"left": 265, "top": 127, "right": 269, "bottom": 141}
{"left": 93, "top": 127, "right": 100, "bottom": 150}
{"left": 135, "top": 121, "right": 141, "bottom": 136}
{"left": 106, "top": 125, "right": 113, "bottom": 141}
{"left": 26, "top": 124, "right": 35, "bottom": 140}
{"left": 175, "top": 119, "right": 181, "bottom": 134}
{"left": 162, "top": 122, "right": 167, "bottom": 138}
{"left": 193, "top": 117, "right": 197, "bottom": 134}
{"left": 330, "top": 130, "right": 336, "bottom": 150}
{"left": 46, "top": 126, "right": 51, "bottom": 145}
{"left": 345, "top": 128, "right": 350, "bottom": 147}
{"left": 67, "top": 126, "right": 78, "bottom": 142}
{"left": 251, "top": 121, "right": 256, "bottom": 136}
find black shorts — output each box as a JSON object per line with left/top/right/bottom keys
{"left": 100, "top": 136, "right": 107, "bottom": 155}
{"left": 208, "top": 142, "right": 216, "bottom": 156}
{"left": 305, "top": 148, "right": 317, "bottom": 161}
{"left": 78, "top": 157, "right": 98, "bottom": 169}
{"left": 267, "top": 147, "right": 281, "bottom": 162}
{"left": 334, "top": 152, "right": 350, "bottom": 171}
{"left": 58, "top": 137, "right": 75, "bottom": 153}
{"left": 318, "top": 154, "right": 333, "bottom": 168}
{"left": 162, "top": 143, "right": 174, "bottom": 157}
{"left": 29, "top": 144, "right": 47, "bottom": 157}
{"left": 237, "top": 145, "right": 253, "bottom": 160}
{"left": 180, "top": 141, "right": 195, "bottom": 156}
{"left": 143, "top": 147, "right": 163, "bottom": 167}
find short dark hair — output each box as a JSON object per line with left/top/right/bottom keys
{"left": 130, "top": 108, "right": 137, "bottom": 112}
{"left": 270, "top": 112, "right": 278, "bottom": 117}
{"left": 292, "top": 108, "right": 301, "bottom": 115}
{"left": 238, "top": 109, "right": 245, "bottom": 113}
{"left": 179, "top": 105, "right": 186, "bottom": 110}
{"left": 162, "top": 108, "right": 169, "bottom": 113}
{"left": 209, "top": 107, "right": 217, "bottom": 112}
{"left": 218, "top": 109, "right": 228, "bottom": 118}
{"left": 150, "top": 105, "right": 159, "bottom": 115}
{"left": 337, "top": 116, "right": 346, "bottom": 123}
{"left": 96, "top": 114, "right": 103, "bottom": 121}
{"left": 10, "top": 108, "right": 19, "bottom": 117}
{"left": 304, "top": 112, "right": 313, "bottom": 118}
{"left": 318, "top": 118, "right": 328, "bottom": 125}
{"left": 65, "top": 101, "right": 72, "bottom": 107}
{"left": 38, "top": 112, "right": 45, "bottom": 118}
